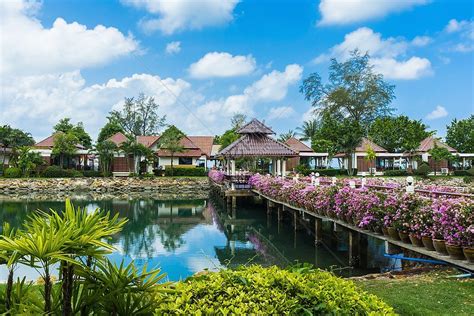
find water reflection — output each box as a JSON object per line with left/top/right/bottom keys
{"left": 0, "top": 195, "right": 396, "bottom": 282}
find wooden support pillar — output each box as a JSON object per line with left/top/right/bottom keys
{"left": 226, "top": 196, "right": 231, "bottom": 209}
{"left": 348, "top": 231, "right": 360, "bottom": 267}
{"left": 359, "top": 234, "right": 368, "bottom": 269}
{"left": 293, "top": 211, "right": 298, "bottom": 231}
{"left": 282, "top": 159, "right": 286, "bottom": 176}
{"left": 276, "top": 159, "right": 281, "bottom": 176}
{"left": 314, "top": 218, "right": 323, "bottom": 245}
{"left": 232, "top": 196, "right": 237, "bottom": 210}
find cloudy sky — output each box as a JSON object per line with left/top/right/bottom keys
{"left": 0, "top": 0, "right": 473, "bottom": 141}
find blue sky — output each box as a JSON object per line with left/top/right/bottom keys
{"left": 0, "top": 0, "right": 473, "bottom": 141}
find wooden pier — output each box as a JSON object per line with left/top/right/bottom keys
{"left": 253, "top": 190, "right": 474, "bottom": 273}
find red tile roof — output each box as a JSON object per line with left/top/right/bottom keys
{"left": 285, "top": 137, "right": 314, "bottom": 153}
{"left": 107, "top": 132, "right": 129, "bottom": 146}
{"left": 188, "top": 136, "right": 214, "bottom": 157}
{"left": 417, "top": 136, "right": 457, "bottom": 153}
{"left": 355, "top": 138, "right": 387, "bottom": 153}
{"left": 35, "top": 133, "right": 85, "bottom": 149}
{"left": 219, "top": 134, "right": 297, "bottom": 158}
{"left": 237, "top": 118, "right": 275, "bottom": 134}
{"left": 137, "top": 135, "right": 160, "bottom": 148}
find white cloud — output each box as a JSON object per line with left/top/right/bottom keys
{"left": 0, "top": 0, "right": 138, "bottom": 77}
{"left": 165, "top": 41, "right": 181, "bottom": 54}
{"left": 313, "top": 27, "right": 432, "bottom": 80}
{"left": 185, "top": 64, "right": 303, "bottom": 133}
{"left": 318, "top": 0, "right": 427, "bottom": 26}
{"left": 301, "top": 107, "right": 315, "bottom": 122}
{"left": 443, "top": 19, "right": 474, "bottom": 53}
{"left": 267, "top": 106, "right": 296, "bottom": 120}
{"left": 189, "top": 52, "right": 256, "bottom": 79}
{"left": 411, "top": 36, "right": 432, "bottom": 47}
{"left": 122, "top": 0, "right": 239, "bottom": 34}
{"left": 426, "top": 105, "right": 448, "bottom": 120}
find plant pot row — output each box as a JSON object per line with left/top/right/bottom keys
{"left": 383, "top": 226, "right": 473, "bottom": 263}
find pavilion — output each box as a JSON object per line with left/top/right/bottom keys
{"left": 218, "top": 119, "right": 297, "bottom": 176}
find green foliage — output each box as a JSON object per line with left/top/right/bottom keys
{"left": 463, "top": 176, "right": 472, "bottom": 184}
{"left": 42, "top": 166, "right": 82, "bottom": 178}
{"left": 97, "top": 119, "right": 124, "bottom": 143}
{"left": 428, "top": 144, "right": 454, "bottom": 175}
{"left": 164, "top": 166, "right": 207, "bottom": 176}
{"left": 311, "top": 138, "right": 334, "bottom": 154}
{"left": 52, "top": 132, "right": 79, "bottom": 168}
{"left": 295, "top": 164, "right": 311, "bottom": 175}
{"left": 383, "top": 170, "right": 409, "bottom": 177}
{"left": 218, "top": 129, "right": 240, "bottom": 149}
{"left": 3, "top": 167, "right": 22, "bottom": 178}
{"left": 54, "top": 118, "right": 92, "bottom": 149}
{"left": 300, "top": 50, "right": 394, "bottom": 126}
{"left": 468, "top": 167, "right": 474, "bottom": 176}
{"left": 15, "top": 146, "right": 44, "bottom": 177}
{"left": 158, "top": 125, "right": 186, "bottom": 176}
{"left": 369, "top": 116, "right": 432, "bottom": 153}
{"left": 157, "top": 265, "right": 394, "bottom": 315}
{"left": 83, "top": 170, "right": 103, "bottom": 177}
{"left": 109, "top": 93, "right": 166, "bottom": 136}
{"left": 95, "top": 140, "right": 118, "bottom": 176}
{"left": 297, "top": 120, "right": 319, "bottom": 142}
{"left": 446, "top": 115, "right": 474, "bottom": 152}
{"left": 414, "top": 163, "right": 432, "bottom": 177}
{"left": 0, "top": 125, "right": 35, "bottom": 169}
{"left": 230, "top": 113, "right": 247, "bottom": 130}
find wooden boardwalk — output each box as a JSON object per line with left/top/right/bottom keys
{"left": 253, "top": 190, "right": 474, "bottom": 273}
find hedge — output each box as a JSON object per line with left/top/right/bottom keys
{"left": 42, "top": 166, "right": 83, "bottom": 178}
{"left": 83, "top": 170, "right": 103, "bottom": 177}
{"left": 383, "top": 170, "right": 409, "bottom": 177}
{"left": 156, "top": 265, "right": 394, "bottom": 315}
{"left": 3, "top": 167, "right": 22, "bottom": 178}
{"left": 164, "top": 166, "right": 207, "bottom": 176}
{"left": 414, "top": 163, "right": 432, "bottom": 177}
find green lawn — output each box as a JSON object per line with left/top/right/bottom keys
{"left": 355, "top": 271, "right": 474, "bottom": 316}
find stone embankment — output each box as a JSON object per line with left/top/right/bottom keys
{"left": 0, "top": 177, "right": 210, "bottom": 198}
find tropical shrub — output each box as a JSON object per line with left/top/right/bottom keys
{"left": 453, "top": 170, "right": 471, "bottom": 176}
{"left": 82, "top": 170, "right": 103, "bottom": 177}
{"left": 414, "top": 163, "right": 432, "bottom": 177}
{"left": 156, "top": 265, "right": 394, "bottom": 315}
{"left": 41, "top": 166, "right": 83, "bottom": 178}
{"left": 383, "top": 170, "right": 408, "bottom": 176}
{"left": 164, "top": 166, "right": 207, "bottom": 176}
{"left": 3, "top": 167, "right": 22, "bottom": 178}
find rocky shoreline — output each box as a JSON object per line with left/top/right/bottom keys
{"left": 0, "top": 177, "right": 210, "bottom": 197}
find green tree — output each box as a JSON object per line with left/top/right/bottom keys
{"left": 120, "top": 138, "right": 153, "bottom": 174}
{"left": 369, "top": 116, "right": 432, "bottom": 153}
{"left": 300, "top": 50, "right": 395, "bottom": 126}
{"left": 218, "top": 129, "right": 239, "bottom": 149}
{"left": 158, "top": 125, "right": 186, "bottom": 176}
{"left": 95, "top": 140, "right": 118, "bottom": 176}
{"left": 54, "top": 118, "right": 93, "bottom": 148}
{"left": 297, "top": 120, "right": 319, "bottom": 143}
{"left": 230, "top": 113, "right": 247, "bottom": 130}
{"left": 109, "top": 93, "right": 166, "bottom": 137}
{"left": 0, "top": 125, "right": 35, "bottom": 169}
{"left": 365, "top": 145, "right": 377, "bottom": 175}
{"left": 429, "top": 144, "right": 453, "bottom": 176}
{"left": 446, "top": 115, "right": 474, "bottom": 153}
{"left": 97, "top": 119, "right": 125, "bottom": 143}
{"left": 278, "top": 130, "right": 296, "bottom": 143}
{"left": 300, "top": 50, "right": 394, "bottom": 174}
{"left": 15, "top": 146, "right": 44, "bottom": 177}
{"left": 52, "top": 132, "right": 79, "bottom": 168}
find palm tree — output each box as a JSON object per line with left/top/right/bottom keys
{"left": 278, "top": 130, "right": 296, "bottom": 143}
{"left": 296, "top": 120, "right": 320, "bottom": 142}
{"left": 0, "top": 223, "right": 20, "bottom": 312}
{"left": 159, "top": 126, "right": 186, "bottom": 176}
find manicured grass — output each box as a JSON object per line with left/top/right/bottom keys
{"left": 355, "top": 271, "right": 474, "bottom": 316}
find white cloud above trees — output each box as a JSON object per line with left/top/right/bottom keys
{"left": 165, "top": 41, "right": 181, "bottom": 54}
{"left": 121, "top": 0, "right": 239, "bottom": 34}
{"left": 317, "top": 0, "right": 427, "bottom": 26}
{"left": 313, "top": 27, "right": 432, "bottom": 80}
{"left": 188, "top": 52, "right": 256, "bottom": 78}
{"left": 426, "top": 105, "right": 448, "bottom": 120}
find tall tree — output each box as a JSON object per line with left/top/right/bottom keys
{"left": 296, "top": 120, "right": 319, "bottom": 143}
{"left": 53, "top": 118, "right": 92, "bottom": 149}
{"left": 446, "top": 115, "right": 474, "bottom": 153}
{"left": 369, "top": 116, "right": 432, "bottom": 153}
{"left": 120, "top": 138, "right": 152, "bottom": 174}
{"left": 230, "top": 113, "right": 247, "bottom": 130}
{"left": 278, "top": 130, "right": 296, "bottom": 143}
{"left": 97, "top": 119, "right": 125, "bottom": 143}
{"left": 52, "top": 132, "right": 78, "bottom": 168}
{"left": 365, "top": 145, "right": 377, "bottom": 175}
{"left": 158, "top": 126, "right": 185, "bottom": 176}
{"left": 95, "top": 140, "right": 118, "bottom": 176}
{"left": 109, "top": 93, "right": 166, "bottom": 137}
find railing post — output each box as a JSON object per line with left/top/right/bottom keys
{"left": 315, "top": 218, "right": 323, "bottom": 245}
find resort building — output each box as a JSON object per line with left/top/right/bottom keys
{"left": 0, "top": 145, "right": 12, "bottom": 170}
{"left": 107, "top": 132, "right": 214, "bottom": 176}
{"left": 33, "top": 133, "right": 94, "bottom": 170}
{"left": 412, "top": 136, "right": 458, "bottom": 173}
{"left": 284, "top": 137, "right": 329, "bottom": 171}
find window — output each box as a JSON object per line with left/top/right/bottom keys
{"left": 178, "top": 157, "right": 192, "bottom": 165}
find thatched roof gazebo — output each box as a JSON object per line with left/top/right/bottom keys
{"left": 218, "top": 119, "right": 297, "bottom": 176}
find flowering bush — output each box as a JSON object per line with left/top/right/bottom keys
{"left": 249, "top": 174, "right": 474, "bottom": 248}
{"left": 208, "top": 170, "right": 225, "bottom": 184}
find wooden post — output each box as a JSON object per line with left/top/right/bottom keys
{"left": 232, "top": 196, "right": 237, "bottom": 210}
{"left": 314, "top": 218, "right": 323, "bottom": 245}
{"left": 282, "top": 159, "right": 286, "bottom": 176}
{"left": 293, "top": 211, "right": 298, "bottom": 231}
{"left": 348, "top": 231, "right": 360, "bottom": 267}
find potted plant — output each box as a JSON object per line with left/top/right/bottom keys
{"left": 432, "top": 199, "right": 452, "bottom": 256}
{"left": 410, "top": 205, "right": 432, "bottom": 248}
{"left": 383, "top": 194, "right": 401, "bottom": 240}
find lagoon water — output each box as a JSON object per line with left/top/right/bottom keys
{"left": 0, "top": 195, "right": 397, "bottom": 282}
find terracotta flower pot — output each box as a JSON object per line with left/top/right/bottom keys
{"left": 399, "top": 231, "right": 411, "bottom": 244}
{"left": 387, "top": 227, "right": 401, "bottom": 241}
{"left": 432, "top": 239, "right": 449, "bottom": 256}
{"left": 463, "top": 247, "right": 474, "bottom": 263}
{"left": 421, "top": 236, "right": 435, "bottom": 251}
{"left": 446, "top": 244, "right": 466, "bottom": 260}
{"left": 373, "top": 226, "right": 383, "bottom": 235}
{"left": 382, "top": 227, "right": 389, "bottom": 236}
{"left": 409, "top": 234, "right": 424, "bottom": 247}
